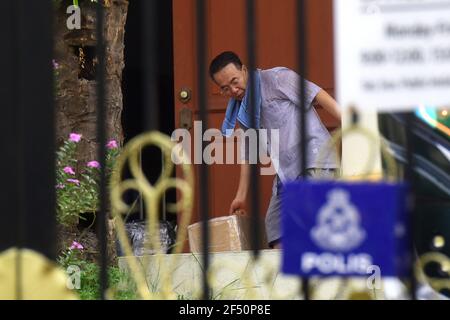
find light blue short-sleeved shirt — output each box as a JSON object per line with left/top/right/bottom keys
{"left": 241, "top": 67, "right": 338, "bottom": 183}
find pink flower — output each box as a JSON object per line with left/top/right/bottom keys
{"left": 69, "top": 133, "right": 82, "bottom": 143}
{"left": 63, "top": 166, "right": 75, "bottom": 175}
{"left": 56, "top": 184, "right": 65, "bottom": 189}
{"left": 106, "top": 140, "right": 118, "bottom": 149}
{"left": 52, "top": 59, "right": 60, "bottom": 70}
{"left": 87, "top": 161, "right": 100, "bottom": 168}
{"left": 67, "top": 179, "right": 80, "bottom": 186}
{"left": 69, "top": 241, "right": 84, "bottom": 250}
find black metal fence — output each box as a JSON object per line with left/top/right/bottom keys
{"left": 2, "top": 0, "right": 447, "bottom": 300}
{"left": 0, "top": 1, "right": 56, "bottom": 261}
{"left": 1, "top": 0, "right": 55, "bottom": 300}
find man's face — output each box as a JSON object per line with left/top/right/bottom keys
{"left": 212, "top": 63, "right": 248, "bottom": 101}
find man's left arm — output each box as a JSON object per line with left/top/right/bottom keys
{"left": 313, "top": 89, "right": 341, "bottom": 122}
{"left": 276, "top": 69, "right": 341, "bottom": 122}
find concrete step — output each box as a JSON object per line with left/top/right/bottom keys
{"left": 118, "top": 249, "right": 437, "bottom": 300}
{"left": 118, "top": 249, "right": 301, "bottom": 300}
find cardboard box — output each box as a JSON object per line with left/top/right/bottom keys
{"left": 188, "top": 214, "right": 267, "bottom": 253}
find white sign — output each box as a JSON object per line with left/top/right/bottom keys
{"left": 334, "top": 0, "right": 450, "bottom": 111}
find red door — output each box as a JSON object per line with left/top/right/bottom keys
{"left": 172, "top": 0, "right": 338, "bottom": 250}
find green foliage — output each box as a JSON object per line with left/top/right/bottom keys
{"left": 56, "top": 133, "right": 120, "bottom": 227}
{"left": 58, "top": 243, "right": 137, "bottom": 300}
{"left": 75, "top": 262, "right": 137, "bottom": 300}
{"left": 52, "top": 0, "right": 98, "bottom": 9}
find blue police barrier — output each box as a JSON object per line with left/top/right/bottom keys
{"left": 281, "top": 181, "right": 411, "bottom": 277}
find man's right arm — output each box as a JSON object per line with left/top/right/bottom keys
{"left": 229, "top": 161, "right": 250, "bottom": 215}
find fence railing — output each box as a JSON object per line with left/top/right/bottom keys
{"left": 1, "top": 0, "right": 449, "bottom": 300}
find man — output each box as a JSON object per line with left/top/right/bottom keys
{"left": 209, "top": 51, "right": 341, "bottom": 249}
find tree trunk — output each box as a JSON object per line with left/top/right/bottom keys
{"left": 54, "top": 0, "right": 128, "bottom": 163}
{"left": 53, "top": 0, "right": 129, "bottom": 262}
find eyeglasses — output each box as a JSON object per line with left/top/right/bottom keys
{"left": 220, "top": 77, "right": 240, "bottom": 96}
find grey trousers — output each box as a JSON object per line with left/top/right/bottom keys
{"left": 265, "top": 168, "right": 337, "bottom": 246}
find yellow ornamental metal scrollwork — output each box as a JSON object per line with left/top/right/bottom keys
{"left": 110, "top": 131, "right": 193, "bottom": 299}
{"left": 0, "top": 248, "right": 78, "bottom": 300}
{"left": 416, "top": 252, "right": 450, "bottom": 294}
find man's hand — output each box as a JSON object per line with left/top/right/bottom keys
{"left": 229, "top": 197, "right": 246, "bottom": 215}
